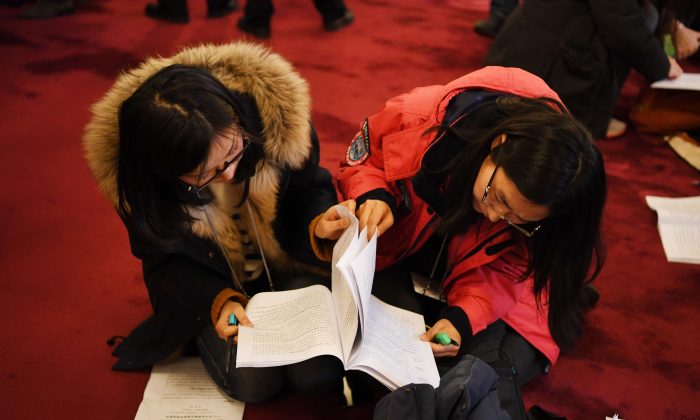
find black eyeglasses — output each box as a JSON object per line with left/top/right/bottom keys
{"left": 481, "top": 164, "right": 542, "bottom": 238}
{"left": 187, "top": 139, "right": 250, "bottom": 193}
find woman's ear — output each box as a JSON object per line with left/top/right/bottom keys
{"left": 490, "top": 133, "right": 508, "bottom": 150}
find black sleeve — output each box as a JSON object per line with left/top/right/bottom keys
{"left": 274, "top": 124, "right": 339, "bottom": 268}
{"left": 441, "top": 306, "right": 474, "bottom": 355}
{"left": 127, "top": 222, "right": 231, "bottom": 324}
{"left": 590, "top": 0, "right": 670, "bottom": 82}
{"left": 355, "top": 188, "right": 398, "bottom": 215}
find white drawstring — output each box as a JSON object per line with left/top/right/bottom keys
{"left": 246, "top": 200, "right": 275, "bottom": 291}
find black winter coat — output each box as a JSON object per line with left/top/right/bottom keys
{"left": 484, "top": 0, "right": 670, "bottom": 138}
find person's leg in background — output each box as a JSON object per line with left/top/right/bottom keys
{"left": 474, "top": 0, "right": 518, "bottom": 38}
{"left": 144, "top": 0, "right": 190, "bottom": 23}
{"left": 607, "top": 2, "right": 660, "bottom": 139}
{"left": 312, "top": 0, "right": 354, "bottom": 31}
{"left": 144, "top": 0, "right": 238, "bottom": 23}
{"left": 206, "top": 0, "right": 238, "bottom": 18}
{"left": 19, "top": 0, "right": 74, "bottom": 19}
{"left": 238, "top": 0, "right": 274, "bottom": 39}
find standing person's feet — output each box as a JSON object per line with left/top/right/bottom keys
{"left": 237, "top": 16, "right": 270, "bottom": 39}
{"left": 207, "top": 0, "right": 238, "bottom": 18}
{"left": 19, "top": 0, "right": 75, "bottom": 19}
{"left": 145, "top": 2, "right": 189, "bottom": 23}
{"left": 473, "top": 16, "right": 504, "bottom": 38}
{"left": 323, "top": 9, "right": 354, "bottom": 32}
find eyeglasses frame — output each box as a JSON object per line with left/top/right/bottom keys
{"left": 185, "top": 139, "right": 250, "bottom": 194}
{"left": 481, "top": 163, "right": 543, "bottom": 238}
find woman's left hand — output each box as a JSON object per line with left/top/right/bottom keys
{"left": 216, "top": 300, "right": 252, "bottom": 344}
{"left": 315, "top": 200, "right": 357, "bottom": 240}
{"left": 420, "top": 318, "right": 462, "bottom": 358}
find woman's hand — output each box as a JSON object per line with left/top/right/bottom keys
{"left": 420, "top": 319, "right": 462, "bottom": 358}
{"left": 315, "top": 200, "right": 357, "bottom": 240}
{"left": 674, "top": 22, "right": 700, "bottom": 60}
{"left": 215, "top": 300, "right": 253, "bottom": 344}
{"left": 357, "top": 199, "right": 394, "bottom": 240}
{"left": 667, "top": 56, "right": 683, "bottom": 79}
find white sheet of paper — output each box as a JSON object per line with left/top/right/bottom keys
{"left": 236, "top": 285, "right": 343, "bottom": 367}
{"left": 651, "top": 73, "right": 700, "bottom": 91}
{"left": 331, "top": 205, "right": 363, "bottom": 362}
{"left": 134, "top": 357, "right": 244, "bottom": 420}
{"left": 645, "top": 195, "right": 700, "bottom": 264}
{"left": 350, "top": 229, "right": 378, "bottom": 333}
{"left": 348, "top": 296, "right": 440, "bottom": 390}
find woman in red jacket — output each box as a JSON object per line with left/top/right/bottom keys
{"left": 321, "top": 66, "right": 606, "bottom": 418}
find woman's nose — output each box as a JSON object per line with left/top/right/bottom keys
{"left": 486, "top": 208, "right": 502, "bottom": 223}
{"left": 217, "top": 165, "right": 236, "bottom": 183}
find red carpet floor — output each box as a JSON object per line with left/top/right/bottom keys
{"left": 1, "top": 1, "right": 699, "bottom": 419}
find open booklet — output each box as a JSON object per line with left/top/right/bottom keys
{"left": 646, "top": 195, "right": 700, "bottom": 264}
{"left": 236, "top": 206, "right": 440, "bottom": 390}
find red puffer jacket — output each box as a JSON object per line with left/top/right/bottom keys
{"left": 337, "top": 66, "right": 564, "bottom": 364}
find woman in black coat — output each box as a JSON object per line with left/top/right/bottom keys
{"left": 83, "top": 42, "right": 349, "bottom": 403}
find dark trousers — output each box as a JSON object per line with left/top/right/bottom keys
{"left": 371, "top": 265, "right": 549, "bottom": 420}
{"left": 243, "top": 0, "right": 347, "bottom": 24}
{"left": 155, "top": 0, "right": 230, "bottom": 15}
{"left": 197, "top": 273, "right": 344, "bottom": 403}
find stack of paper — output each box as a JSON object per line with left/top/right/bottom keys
{"left": 645, "top": 195, "right": 700, "bottom": 264}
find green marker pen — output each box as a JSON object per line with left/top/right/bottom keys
{"left": 663, "top": 33, "right": 676, "bottom": 58}
{"left": 225, "top": 314, "right": 238, "bottom": 375}
{"left": 433, "top": 332, "right": 460, "bottom": 346}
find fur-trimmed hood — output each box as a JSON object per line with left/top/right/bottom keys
{"left": 82, "top": 42, "right": 318, "bottom": 278}
{"left": 83, "top": 42, "right": 311, "bottom": 207}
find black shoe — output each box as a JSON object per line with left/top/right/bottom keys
{"left": 473, "top": 17, "right": 503, "bottom": 38}
{"left": 323, "top": 9, "right": 354, "bottom": 32}
{"left": 207, "top": 0, "right": 238, "bottom": 18}
{"left": 145, "top": 2, "right": 189, "bottom": 24}
{"left": 237, "top": 16, "right": 270, "bottom": 39}
{"left": 19, "top": 0, "right": 75, "bottom": 19}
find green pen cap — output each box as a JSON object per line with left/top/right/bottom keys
{"left": 433, "top": 332, "right": 452, "bottom": 346}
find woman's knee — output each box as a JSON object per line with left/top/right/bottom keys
{"left": 286, "top": 356, "right": 344, "bottom": 396}
{"left": 227, "top": 366, "right": 286, "bottom": 403}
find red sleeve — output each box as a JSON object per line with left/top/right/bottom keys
{"left": 336, "top": 94, "right": 409, "bottom": 200}
{"left": 445, "top": 249, "right": 531, "bottom": 335}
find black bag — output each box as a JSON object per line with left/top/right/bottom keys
{"left": 373, "top": 355, "right": 510, "bottom": 420}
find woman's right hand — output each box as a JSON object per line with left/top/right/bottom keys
{"left": 315, "top": 199, "right": 357, "bottom": 240}
{"left": 215, "top": 300, "right": 252, "bottom": 344}
{"left": 357, "top": 199, "right": 394, "bottom": 239}
{"left": 674, "top": 22, "right": 700, "bottom": 60}
{"left": 667, "top": 56, "right": 683, "bottom": 79}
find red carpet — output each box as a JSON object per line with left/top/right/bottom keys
{"left": 1, "top": 1, "right": 699, "bottom": 419}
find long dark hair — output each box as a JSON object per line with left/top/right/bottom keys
{"left": 117, "top": 64, "right": 264, "bottom": 250}
{"left": 434, "top": 96, "right": 606, "bottom": 351}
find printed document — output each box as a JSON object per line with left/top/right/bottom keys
{"left": 134, "top": 357, "right": 244, "bottom": 420}
{"left": 236, "top": 206, "right": 440, "bottom": 389}
{"left": 646, "top": 195, "right": 700, "bottom": 264}
{"left": 651, "top": 73, "right": 700, "bottom": 91}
